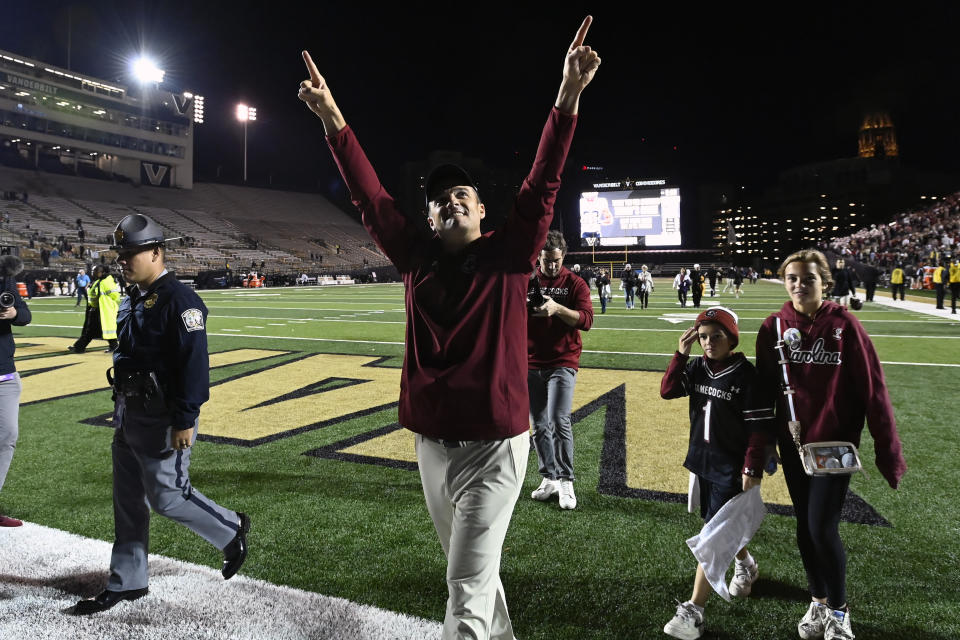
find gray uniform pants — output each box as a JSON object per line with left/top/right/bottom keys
{"left": 108, "top": 396, "right": 239, "bottom": 591}
{"left": 527, "top": 367, "right": 577, "bottom": 481}
{"left": 0, "top": 374, "right": 22, "bottom": 493}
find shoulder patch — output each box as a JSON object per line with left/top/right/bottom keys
{"left": 181, "top": 308, "right": 205, "bottom": 332}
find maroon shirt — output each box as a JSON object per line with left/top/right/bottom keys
{"left": 326, "top": 108, "right": 577, "bottom": 440}
{"left": 527, "top": 266, "right": 594, "bottom": 370}
{"left": 755, "top": 300, "right": 907, "bottom": 488}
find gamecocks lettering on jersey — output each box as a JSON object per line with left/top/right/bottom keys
{"left": 789, "top": 338, "right": 842, "bottom": 365}
{"left": 694, "top": 383, "right": 734, "bottom": 401}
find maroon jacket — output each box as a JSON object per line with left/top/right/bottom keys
{"left": 527, "top": 266, "right": 594, "bottom": 370}
{"left": 326, "top": 108, "right": 577, "bottom": 440}
{"left": 755, "top": 300, "right": 907, "bottom": 488}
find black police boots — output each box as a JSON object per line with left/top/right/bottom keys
{"left": 221, "top": 512, "right": 251, "bottom": 580}
{"left": 73, "top": 587, "right": 149, "bottom": 615}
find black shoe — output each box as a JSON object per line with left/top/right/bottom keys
{"left": 222, "top": 512, "right": 250, "bottom": 579}
{"left": 73, "top": 588, "right": 148, "bottom": 615}
{"left": 67, "top": 345, "right": 85, "bottom": 354}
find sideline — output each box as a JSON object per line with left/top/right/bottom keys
{"left": 0, "top": 522, "right": 441, "bottom": 639}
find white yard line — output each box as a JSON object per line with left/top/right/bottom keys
{"left": 0, "top": 522, "right": 441, "bottom": 640}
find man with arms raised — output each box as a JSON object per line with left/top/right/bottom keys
{"left": 298, "top": 17, "right": 600, "bottom": 640}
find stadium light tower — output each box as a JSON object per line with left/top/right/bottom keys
{"left": 236, "top": 103, "right": 257, "bottom": 183}
{"left": 131, "top": 56, "right": 165, "bottom": 84}
{"left": 185, "top": 92, "right": 204, "bottom": 124}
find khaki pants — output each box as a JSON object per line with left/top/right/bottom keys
{"left": 416, "top": 432, "right": 529, "bottom": 640}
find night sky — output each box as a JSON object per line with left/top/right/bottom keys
{"left": 3, "top": 2, "right": 959, "bottom": 201}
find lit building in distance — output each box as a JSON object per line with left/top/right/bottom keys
{"left": 858, "top": 112, "right": 898, "bottom": 159}
{"left": 0, "top": 48, "right": 198, "bottom": 188}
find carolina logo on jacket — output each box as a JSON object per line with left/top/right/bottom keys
{"left": 788, "top": 337, "right": 842, "bottom": 365}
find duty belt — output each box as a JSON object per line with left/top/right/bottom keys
{"left": 106, "top": 368, "right": 162, "bottom": 399}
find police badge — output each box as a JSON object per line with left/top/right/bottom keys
{"left": 181, "top": 308, "right": 204, "bottom": 332}
{"left": 144, "top": 293, "right": 159, "bottom": 309}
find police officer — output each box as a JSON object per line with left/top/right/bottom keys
{"left": 74, "top": 214, "right": 249, "bottom": 615}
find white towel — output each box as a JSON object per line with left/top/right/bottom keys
{"left": 685, "top": 486, "right": 766, "bottom": 602}
{"left": 687, "top": 472, "right": 700, "bottom": 515}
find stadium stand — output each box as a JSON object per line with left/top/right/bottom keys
{"left": 0, "top": 164, "right": 391, "bottom": 282}
{"left": 828, "top": 192, "right": 960, "bottom": 270}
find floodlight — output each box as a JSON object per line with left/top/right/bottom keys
{"left": 132, "top": 56, "right": 165, "bottom": 84}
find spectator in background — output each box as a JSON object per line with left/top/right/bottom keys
{"left": 674, "top": 267, "right": 692, "bottom": 307}
{"left": 890, "top": 264, "right": 905, "bottom": 301}
{"left": 40, "top": 247, "right": 50, "bottom": 267}
{"left": 950, "top": 257, "right": 960, "bottom": 314}
{"left": 689, "top": 263, "right": 705, "bottom": 308}
{"left": 621, "top": 263, "right": 638, "bottom": 309}
{"left": 733, "top": 267, "right": 745, "bottom": 299}
{"left": 637, "top": 264, "right": 654, "bottom": 310}
{"left": 596, "top": 268, "right": 611, "bottom": 314}
{"left": 75, "top": 269, "right": 90, "bottom": 307}
{"left": 721, "top": 265, "right": 736, "bottom": 294}
{"left": 527, "top": 231, "right": 593, "bottom": 510}
{"left": 707, "top": 266, "right": 718, "bottom": 297}
{"left": 831, "top": 258, "right": 856, "bottom": 308}
{"left": 861, "top": 263, "right": 879, "bottom": 302}
{"left": 933, "top": 261, "right": 947, "bottom": 309}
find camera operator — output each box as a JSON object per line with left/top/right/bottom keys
{"left": 0, "top": 256, "right": 31, "bottom": 527}
{"left": 527, "top": 231, "right": 594, "bottom": 510}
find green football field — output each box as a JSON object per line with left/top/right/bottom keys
{"left": 7, "top": 279, "right": 959, "bottom": 639}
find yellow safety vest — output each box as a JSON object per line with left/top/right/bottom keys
{"left": 890, "top": 268, "right": 904, "bottom": 284}
{"left": 950, "top": 264, "right": 960, "bottom": 284}
{"left": 89, "top": 275, "right": 122, "bottom": 340}
{"left": 934, "top": 266, "right": 946, "bottom": 284}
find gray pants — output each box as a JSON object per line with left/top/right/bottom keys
{"left": 108, "top": 396, "right": 240, "bottom": 591}
{"left": 527, "top": 367, "right": 577, "bottom": 481}
{"left": 0, "top": 374, "right": 22, "bottom": 494}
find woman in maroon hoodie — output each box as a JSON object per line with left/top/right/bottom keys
{"left": 755, "top": 249, "right": 907, "bottom": 640}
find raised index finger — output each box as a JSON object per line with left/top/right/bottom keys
{"left": 302, "top": 50, "right": 322, "bottom": 85}
{"left": 569, "top": 15, "right": 593, "bottom": 50}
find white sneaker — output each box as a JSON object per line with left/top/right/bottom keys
{"left": 824, "top": 608, "right": 855, "bottom": 640}
{"left": 798, "top": 601, "right": 829, "bottom": 640}
{"left": 531, "top": 478, "right": 558, "bottom": 501}
{"left": 558, "top": 480, "right": 577, "bottom": 509}
{"left": 728, "top": 558, "right": 759, "bottom": 597}
{"left": 663, "top": 601, "right": 704, "bottom": 639}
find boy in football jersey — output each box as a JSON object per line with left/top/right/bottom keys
{"left": 660, "top": 307, "right": 775, "bottom": 640}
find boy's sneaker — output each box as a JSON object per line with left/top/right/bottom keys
{"left": 530, "top": 478, "right": 558, "bottom": 501}
{"left": 558, "top": 480, "right": 577, "bottom": 510}
{"left": 824, "top": 607, "right": 855, "bottom": 640}
{"left": 663, "top": 601, "right": 704, "bottom": 639}
{"left": 728, "top": 558, "right": 759, "bottom": 597}
{"left": 798, "top": 601, "right": 829, "bottom": 640}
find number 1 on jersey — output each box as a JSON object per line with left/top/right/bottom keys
{"left": 703, "top": 399, "right": 712, "bottom": 442}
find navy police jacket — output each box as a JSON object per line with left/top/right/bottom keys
{"left": 113, "top": 272, "right": 209, "bottom": 428}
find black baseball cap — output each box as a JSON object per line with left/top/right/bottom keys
{"left": 425, "top": 164, "right": 479, "bottom": 205}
